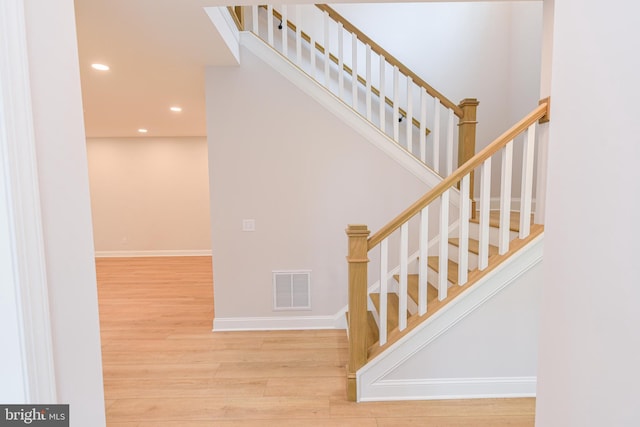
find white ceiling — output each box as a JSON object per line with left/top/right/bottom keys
{"left": 75, "top": 0, "right": 240, "bottom": 138}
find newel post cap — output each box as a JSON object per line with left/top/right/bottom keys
{"left": 458, "top": 98, "right": 480, "bottom": 108}
{"left": 346, "top": 224, "right": 370, "bottom": 236}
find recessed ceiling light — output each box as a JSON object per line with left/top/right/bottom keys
{"left": 91, "top": 63, "right": 110, "bottom": 71}
{"left": 137, "top": 128, "right": 148, "bottom": 133}
{"left": 170, "top": 106, "right": 182, "bottom": 112}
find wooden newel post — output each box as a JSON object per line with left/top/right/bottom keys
{"left": 457, "top": 98, "right": 479, "bottom": 217}
{"left": 346, "top": 224, "right": 370, "bottom": 402}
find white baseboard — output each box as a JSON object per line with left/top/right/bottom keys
{"left": 95, "top": 249, "right": 212, "bottom": 258}
{"left": 359, "top": 376, "right": 536, "bottom": 402}
{"left": 213, "top": 313, "right": 347, "bottom": 331}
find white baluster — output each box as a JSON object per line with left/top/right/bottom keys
{"left": 438, "top": 189, "right": 449, "bottom": 300}
{"left": 295, "top": 7, "right": 301, "bottom": 65}
{"left": 420, "top": 89, "right": 427, "bottom": 163}
{"left": 406, "top": 77, "right": 413, "bottom": 151}
{"left": 458, "top": 174, "right": 470, "bottom": 285}
{"left": 379, "top": 55, "right": 386, "bottom": 133}
{"left": 418, "top": 206, "right": 429, "bottom": 315}
{"left": 446, "top": 108, "right": 454, "bottom": 176}
{"left": 251, "top": 5, "right": 258, "bottom": 34}
{"left": 432, "top": 98, "right": 440, "bottom": 173}
{"left": 351, "top": 33, "right": 358, "bottom": 109}
{"left": 267, "top": 5, "right": 274, "bottom": 45}
{"left": 520, "top": 124, "right": 536, "bottom": 238}
{"left": 338, "top": 23, "right": 344, "bottom": 100}
{"left": 281, "top": 5, "right": 288, "bottom": 57}
{"left": 479, "top": 158, "right": 492, "bottom": 270}
{"left": 323, "top": 11, "right": 330, "bottom": 87}
{"left": 399, "top": 223, "right": 409, "bottom": 331}
{"left": 310, "top": 32, "right": 316, "bottom": 79}
{"left": 499, "top": 141, "right": 514, "bottom": 254}
{"left": 379, "top": 238, "right": 388, "bottom": 346}
{"left": 393, "top": 66, "right": 399, "bottom": 141}
{"left": 366, "top": 45, "right": 372, "bottom": 121}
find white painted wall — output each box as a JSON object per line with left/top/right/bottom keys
{"left": 386, "top": 263, "right": 541, "bottom": 381}
{"left": 535, "top": 1, "right": 640, "bottom": 425}
{"left": 87, "top": 137, "right": 212, "bottom": 256}
{"left": 24, "top": 0, "right": 105, "bottom": 424}
{"left": 206, "top": 45, "right": 432, "bottom": 323}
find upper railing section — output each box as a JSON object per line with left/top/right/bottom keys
{"left": 316, "top": 5, "right": 462, "bottom": 118}
{"left": 233, "top": 4, "right": 478, "bottom": 179}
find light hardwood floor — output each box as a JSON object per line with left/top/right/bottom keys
{"left": 97, "top": 256, "right": 535, "bottom": 426}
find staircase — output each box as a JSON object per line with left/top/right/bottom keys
{"left": 224, "top": 5, "right": 549, "bottom": 402}
{"left": 366, "top": 211, "right": 541, "bottom": 356}
{"left": 345, "top": 103, "right": 548, "bottom": 401}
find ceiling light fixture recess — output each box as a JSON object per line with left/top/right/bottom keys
{"left": 91, "top": 63, "right": 110, "bottom": 71}
{"left": 170, "top": 106, "right": 182, "bottom": 112}
{"left": 137, "top": 128, "right": 148, "bottom": 133}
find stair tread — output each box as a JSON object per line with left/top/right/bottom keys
{"left": 406, "top": 274, "right": 439, "bottom": 304}
{"left": 469, "top": 211, "right": 533, "bottom": 233}
{"left": 427, "top": 256, "right": 459, "bottom": 284}
{"left": 448, "top": 238, "right": 499, "bottom": 256}
{"left": 392, "top": 274, "right": 439, "bottom": 304}
{"left": 369, "top": 292, "right": 403, "bottom": 332}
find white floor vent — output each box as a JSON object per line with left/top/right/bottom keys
{"left": 273, "top": 270, "right": 311, "bottom": 310}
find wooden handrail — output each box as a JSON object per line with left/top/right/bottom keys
{"left": 316, "top": 4, "right": 463, "bottom": 119}
{"left": 264, "top": 6, "right": 430, "bottom": 135}
{"left": 227, "top": 6, "right": 244, "bottom": 31}
{"left": 368, "top": 102, "right": 549, "bottom": 249}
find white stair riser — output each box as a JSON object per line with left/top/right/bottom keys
{"left": 427, "top": 267, "right": 454, "bottom": 288}
{"left": 448, "top": 243, "right": 479, "bottom": 270}
{"left": 468, "top": 223, "right": 518, "bottom": 246}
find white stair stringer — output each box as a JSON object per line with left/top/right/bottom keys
{"left": 356, "top": 234, "right": 543, "bottom": 402}
{"left": 240, "top": 31, "right": 460, "bottom": 202}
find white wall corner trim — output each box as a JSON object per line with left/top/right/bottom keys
{"left": 359, "top": 376, "right": 537, "bottom": 402}
{"left": 213, "top": 313, "right": 347, "bottom": 331}
{"left": 357, "top": 234, "right": 543, "bottom": 402}
{"left": 95, "top": 249, "right": 213, "bottom": 258}
{"left": 205, "top": 7, "right": 241, "bottom": 64}
{"left": 0, "top": 0, "right": 57, "bottom": 403}
{"left": 239, "top": 31, "right": 461, "bottom": 206}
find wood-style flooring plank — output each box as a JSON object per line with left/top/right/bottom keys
{"left": 107, "top": 396, "right": 331, "bottom": 422}
{"left": 264, "top": 376, "right": 346, "bottom": 398}
{"left": 375, "top": 415, "right": 535, "bottom": 426}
